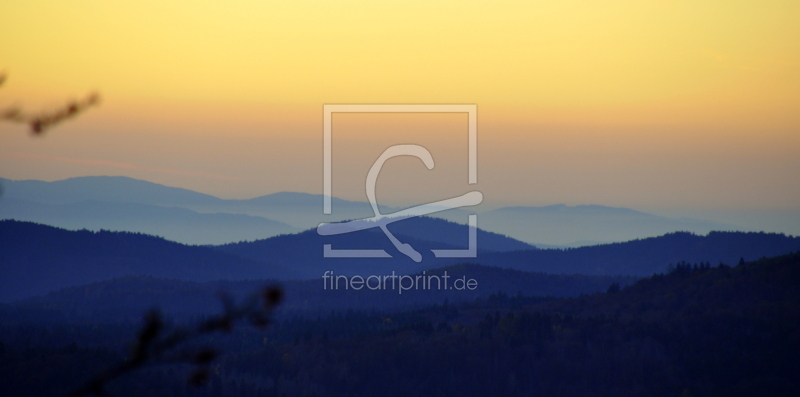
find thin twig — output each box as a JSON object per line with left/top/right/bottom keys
{"left": 0, "top": 72, "right": 100, "bottom": 135}
{"left": 66, "top": 286, "right": 283, "bottom": 397}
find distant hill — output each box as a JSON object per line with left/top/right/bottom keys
{"left": 0, "top": 220, "right": 293, "bottom": 302}
{"left": 3, "top": 220, "right": 799, "bottom": 302}
{"left": 0, "top": 198, "right": 297, "bottom": 245}
{"left": 0, "top": 176, "right": 387, "bottom": 231}
{"left": 0, "top": 176, "right": 223, "bottom": 207}
{"left": 204, "top": 191, "right": 386, "bottom": 230}
{"left": 4, "top": 266, "right": 637, "bottom": 322}
{"left": 0, "top": 176, "right": 748, "bottom": 245}
{"left": 0, "top": 217, "right": 533, "bottom": 301}
{"left": 220, "top": 225, "right": 800, "bottom": 278}
{"left": 216, "top": 216, "right": 535, "bottom": 279}
{"left": 478, "top": 204, "right": 735, "bottom": 246}
{"left": 476, "top": 231, "right": 800, "bottom": 276}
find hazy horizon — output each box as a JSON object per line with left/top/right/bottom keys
{"left": 3, "top": 174, "right": 800, "bottom": 238}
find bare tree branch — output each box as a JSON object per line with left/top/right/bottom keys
{"left": 0, "top": 72, "right": 100, "bottom": 135}
{"left": 67, "top": 285, "right": 283, "bottom": 397}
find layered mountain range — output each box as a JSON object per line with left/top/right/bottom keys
{"left": 1, "top": 176, "right": 734, "bottom": 246}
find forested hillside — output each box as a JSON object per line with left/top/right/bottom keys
{"left": 1, "top": 252, "right": 797, "bottom": 396}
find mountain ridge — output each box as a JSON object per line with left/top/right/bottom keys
{"left": 0, "top": 220, "right": 293, "bottom": 302}
{"left": 0, "top": 198, "right": 298, "bottom": 245}
{"left": 4, "top": 219, "right": 799, "bottom": 302}
{"left": 1, "top": 175, "right": 746, "bottom": 245}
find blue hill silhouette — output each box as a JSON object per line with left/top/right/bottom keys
{"left": 3, "top": 219, "right": 799, "bottom": 302}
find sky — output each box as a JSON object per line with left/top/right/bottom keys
{"left": 1, "top": 1, "right": 799, "bottom": 219}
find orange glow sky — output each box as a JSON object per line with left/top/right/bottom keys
{"left": 1, "top": 0, "right": 799, "bottom": 212}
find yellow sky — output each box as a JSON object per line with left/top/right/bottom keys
{"left": 1, "top": 0, "right": 799, "bottom": 211}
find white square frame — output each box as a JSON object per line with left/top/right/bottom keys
{"left": 323, "top": 104, "right": 477, "bottom": 214}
